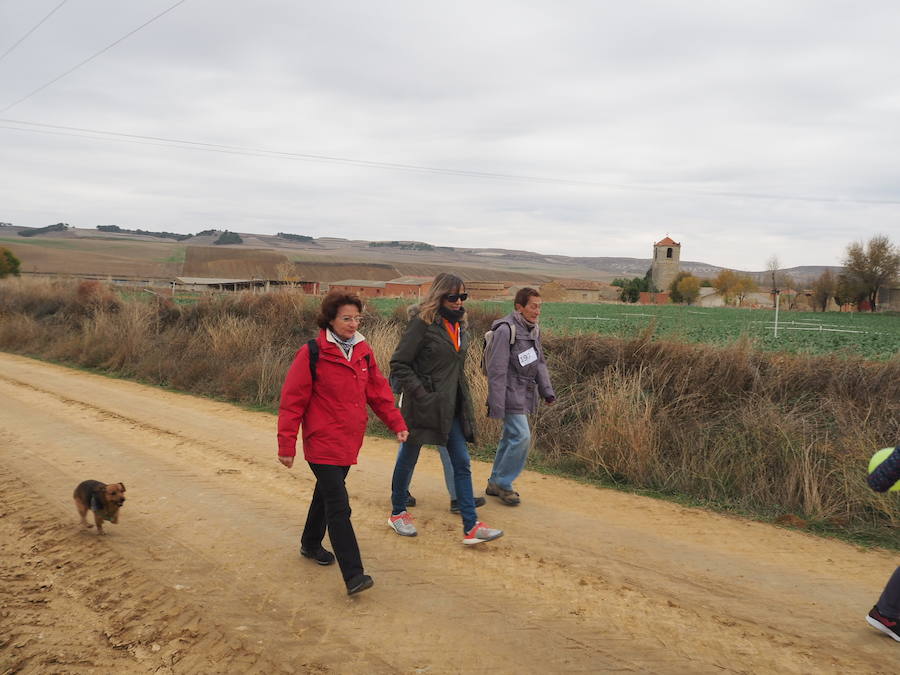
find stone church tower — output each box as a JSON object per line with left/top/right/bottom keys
{"left": 651, "top": 236, "right": 681, "bottom": 292}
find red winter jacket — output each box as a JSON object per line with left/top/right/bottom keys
{"left": 277, "top": 330, "right": 406, "bottom": 465}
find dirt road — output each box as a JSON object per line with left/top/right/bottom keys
{"left": 0, "top": 352, "right": 896, "bottom": 674}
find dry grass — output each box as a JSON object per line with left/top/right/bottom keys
{"left": 1, "top": 277, "right": 898, "bottom": 532}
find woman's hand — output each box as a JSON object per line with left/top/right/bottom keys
{"left": 278, "top": 455, "right": 295, "bottom": 468}
{"left": 396, "top": 430, "right": 409, "bottom": 443}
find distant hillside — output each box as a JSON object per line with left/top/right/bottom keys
{"left": 1, "top": 223, "right": 838, "bottom": 285}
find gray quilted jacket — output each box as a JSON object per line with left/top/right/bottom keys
{"left": 485, "top": 311, "right": 554, "bottom": 419}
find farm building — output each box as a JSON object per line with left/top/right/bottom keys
{"left": 466, "top": 281, "right": 507, "bottom": 299}
{"left": 327, "top": 279, "right": 386, "bottom": 298}
{"left": 878, "top": 285, "right": 900, "bottom": 311}
{"left": 539, "top": 279, "right": 618, "bottom": 303}
{"left": 173, "top": 277, "right": 320, "bottom": 293}
{"left": 383, "top": 276, "right": 433, "bottom": 298}
{"left": 639, "top": 291, "right": 670, "bottom": 305}
{"left": 329, "top": 277, "right": 439, "bottom": 298}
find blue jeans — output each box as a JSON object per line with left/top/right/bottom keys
{"left": 488, "top": 413, "right": 531, "bottom": 491}
{"left": 392, "top": 417, "right": 477, "bottom": 532}
{"left": 878, "top": 567, "right": 900, "bottom": 618}
{"left": 437, "top": 446, "right": 456, "bottom": 499}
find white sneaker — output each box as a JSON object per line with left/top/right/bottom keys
{"left": 463, "top": 521, "right": 503, "bottom": 545}
{"left": 388, "top": 511, "right": 417, "bottom": 537}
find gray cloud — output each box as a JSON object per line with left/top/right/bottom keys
{"left": 1, "top": 0, "right": 899, "bottom": 270}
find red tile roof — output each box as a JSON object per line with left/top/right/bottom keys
{"left": 655, "top": 236, "right": 680, "bottom": 246}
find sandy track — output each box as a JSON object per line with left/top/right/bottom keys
{"left": 0, "top": 352, "right": 896, "bottom": 674}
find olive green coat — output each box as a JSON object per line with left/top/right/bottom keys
{"left": 389, "top": 310, "right": 477, "bottom": 446}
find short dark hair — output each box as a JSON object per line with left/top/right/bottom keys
{"left": 514, "top": 287, "right": 540, "bottom": 308}
{"left": 317, "top": 291, "right": 363, "bottom": 329}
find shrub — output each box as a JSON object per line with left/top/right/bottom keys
{"left": 214, "top": 231, "right": 243, "bottom": 245}
{"left": 0, "top": 247, "right": 21, "bottom": 277}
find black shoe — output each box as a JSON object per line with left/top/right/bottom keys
{"left": 450, "top": 496, "right": 486, "bottom": 513}
{"left": 346, "top": 574, "right": 374, "bottom": 596}
{"left": 867, "top": 606, "right": 900, "bottom": 642}
{"left": 300, "top": 546, "right": 335, "bottom": 566}
{"left": 406, "top": 491, "right": 416, "bottom": 507}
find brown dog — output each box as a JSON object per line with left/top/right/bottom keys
{"left": 73, "top": 480, "right": 126, "bottom": 535}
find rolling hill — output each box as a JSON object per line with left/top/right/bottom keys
{"left": 0, "top": 223, "right": 837, "bottom": 285}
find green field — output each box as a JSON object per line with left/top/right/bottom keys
{"left": 369, "top": 298, "right": 900, "bottom": 359}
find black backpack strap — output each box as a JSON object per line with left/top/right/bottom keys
{"left": 306, "top": 339, "right": 319, "bottom": 381}
{"left": 308, "top": 339, "right": 368, "bottom": 381}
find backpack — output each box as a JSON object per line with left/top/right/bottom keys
{"left": 306, "top": 339, "right": 370, "bottom": 381}
{"left": 480, "top": 321, "right": 516, "bottom": 375}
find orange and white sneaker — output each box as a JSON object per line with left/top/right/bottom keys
{"left": 388, "top": 511, "right": 417, "bottom": 537}
{"left": 463, "top": 521, "right": 503, "bottom": 545}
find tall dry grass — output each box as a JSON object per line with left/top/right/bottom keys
{"left": 1, "top": 277, "right": 897, "bottom": 531}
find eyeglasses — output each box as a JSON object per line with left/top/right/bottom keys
{"left": 443, "top": 293, "right": 468, "bottom": 302}
{"left": 337, "top": 315, "right": 363, "bottom": 323}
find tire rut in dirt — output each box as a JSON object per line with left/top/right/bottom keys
{"left": 0, "top": 466, "right": 322, "bottom": 674}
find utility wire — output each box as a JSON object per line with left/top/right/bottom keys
{"left": 0, "top": 0, "right": 188, "bottom": 114}
{"left": 2, "top": 117, "right": 900, "bottom": 207}
{"left": 0, "top": 118, "right": 639, "bottom": 188}
{"left": 0, "top": 0, "right": 71, "bottom": 67}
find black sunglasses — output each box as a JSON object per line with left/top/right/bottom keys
{"left": 444, "top": 293, "right": 468, "bottom": 302}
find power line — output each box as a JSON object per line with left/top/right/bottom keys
{"left": 2, "top": 117, "right": 900, "bottom": 207}
{"left": 0, "top": 0, "right": 188, "bottom": 114}
{"left": 0, "top": 117, "right": 635, "bottom": 188}
{"left": 0, "top": 0, "right": 71, "bottom": 67}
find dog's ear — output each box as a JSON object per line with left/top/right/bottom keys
{"left": 118, "top": 483, "right": 126, "bottom": 492}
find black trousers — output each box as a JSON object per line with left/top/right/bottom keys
{"left": 302, "top": 463, "right": 363, "bottom": 583}
{"left": 877, "top": 567, "right": 900, "bottom": 617}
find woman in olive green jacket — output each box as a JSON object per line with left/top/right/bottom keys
{"left": 388, "top": 273, "right": 503, "bottom": 545}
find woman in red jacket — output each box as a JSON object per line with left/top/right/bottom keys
{"left": 278, "top": 291, "right": 408, "bottom": 595}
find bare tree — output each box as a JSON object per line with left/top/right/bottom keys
{"left": 811, "top": 269, "right": 836, "bottom": 312}
{"left": 780, "top": 273, "right": 800, "bottom": 310}
{"left": 834, "top": 272, "right": 867, "bottom": 309}
{"left": 842, "top": 235, "right": 900, "bottom": 311}
{"left": 733, "top": 276, "right": 758, "bottom": 307}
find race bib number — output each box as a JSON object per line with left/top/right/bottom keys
{"left": 518, "top": 347, "right": 538, "bottom": 367}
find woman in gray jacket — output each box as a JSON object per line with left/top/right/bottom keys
{"left": 485, "top": 288, "right": 555, "bottom": 505}
{"left": 388, "top": 273, "right": 503, "bottom": 545}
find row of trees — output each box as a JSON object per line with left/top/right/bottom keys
{"left": 614, "top": 269, "right": 758, "bottom": 306}
{"left": 805, "top": 235, "right": 899, "bottom": 312}
{"left": 611, "top": 274, "right": 655, "bottom": 303}
{"left": 625, "top": 235, "right": 898, "bottom": 311}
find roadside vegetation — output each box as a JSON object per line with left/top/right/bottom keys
{"left": 1, "top": 277, "right": 897, "bottom": 544}
{"left": 372, "top": 298, "right": 900, "bottom": 359}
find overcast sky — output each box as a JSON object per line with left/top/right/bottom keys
{"left": 1, "top": 1, "right": 899, "bottom": 270}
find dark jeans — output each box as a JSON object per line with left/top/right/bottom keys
{"left": 391, "top": 416, "right": 477, "bottom": 532}
{"left": 877, "top": 566, "right": 900, "bottom": 618}
{"left": 302, "top": 463, "right": 363, "bottom": 583}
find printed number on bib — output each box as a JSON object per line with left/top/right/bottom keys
{"left": 518, "top": 347, "right": 538, "bottom": 367}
